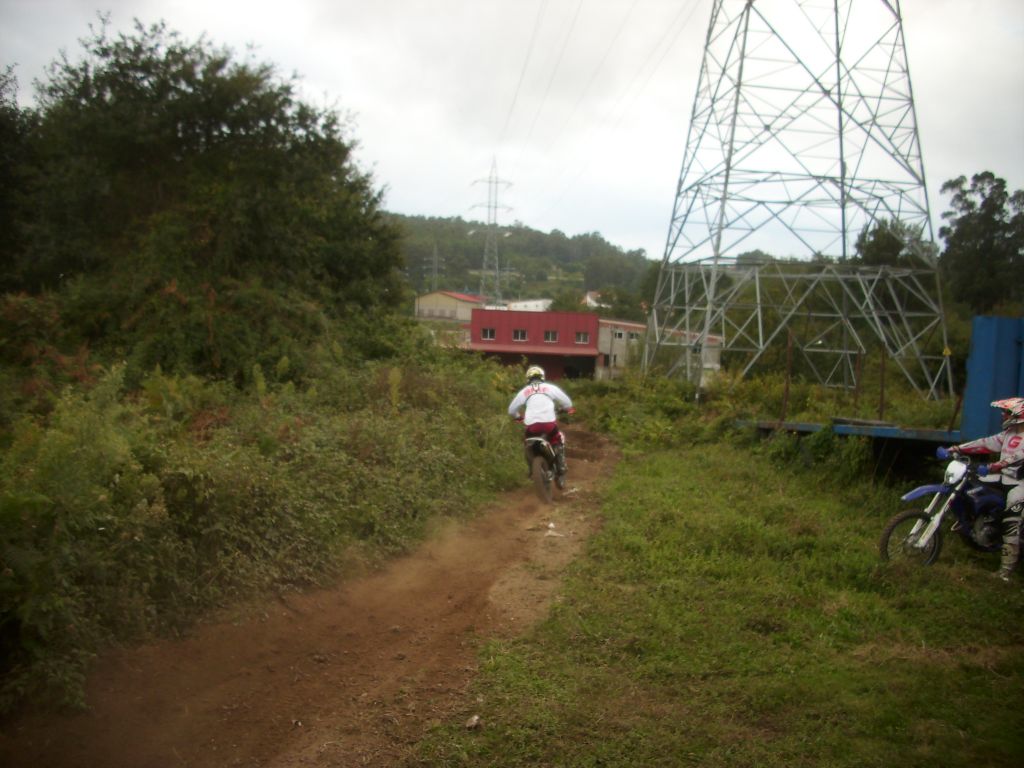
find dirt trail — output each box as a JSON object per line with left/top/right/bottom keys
{"left": 0, "top": 426, "right": 617, "bottom": 768}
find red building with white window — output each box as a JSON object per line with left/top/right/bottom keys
{"left": 468, "top": 309, "right": 599, "bottom": 379}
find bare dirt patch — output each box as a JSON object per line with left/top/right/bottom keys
{"left": 0, "top": 426, "right": 617, "bottom": 768}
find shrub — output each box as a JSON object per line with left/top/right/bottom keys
{"left": 0, "top": 350, "right": 522, "bottom": 713}
{"left": 574, "top": 373, "right": 697, "bottom": 450}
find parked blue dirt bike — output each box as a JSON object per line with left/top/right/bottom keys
{"left": 879, "top": 447, "right": 1005, "bottom": 565}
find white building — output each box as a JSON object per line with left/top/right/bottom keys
{"left": 414, "top": 291, "right": 485, "bottom": 322}
{"left": 597, "top": 318, "right": 721, "bottom": 383}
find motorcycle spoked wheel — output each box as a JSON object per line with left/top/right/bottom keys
{"left": 879, "top": 509, "right": 943, "bottom": 565}
{"left": 532, "top": 454, "right": 554, "bottom": 504}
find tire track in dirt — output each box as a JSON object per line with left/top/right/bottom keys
{"left": 0, "top": 425, "right": 617, "bottom": 768}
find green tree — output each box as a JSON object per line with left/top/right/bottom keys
{"left": 14, "top": 18, "right": 402, "bottom": 303}
{"left": 583, "top": 249, "right": 648, "bottom": 293}
{"left": 1, "top": 18, "right": 406, "bottom": 382}
{"left": 736, "top": 249, "right": 772, "bottom": 267}
{"left": 591, "top": 286, "right": 645, "bottom": 322}
{"left": 0, "top": 67, "right": 34, "bottom": 290}
{"left": 853, "top": 218, "right": 935, "bottom": 267}
{"left": 938, "top": 172, "right": 1024, "bottom": 313}
{"left": 548, "top": 289, "right": 586, "bottom": 312}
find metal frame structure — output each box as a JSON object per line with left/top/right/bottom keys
{"left": 645, "top": 0, "right": 953, "bottom": 398}
{"left": 474, "top": 158, "right": 511, "bottom": 305}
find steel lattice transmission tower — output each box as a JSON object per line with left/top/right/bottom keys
{"left": 645, "top": 0, "right": 953, "bottom": 398}
{"left": 474, "top": 158, "right": 511, "bottom": 305}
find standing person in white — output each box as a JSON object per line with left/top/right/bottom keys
{"left": 508, "top": 365, "right": 574, "bottom": 483}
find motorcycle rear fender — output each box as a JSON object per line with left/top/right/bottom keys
{"left": 900, "top": 483, "right": 949, "bottom": 503}
{"left": 524, "top": 436, "right": 555, "bottom": 462}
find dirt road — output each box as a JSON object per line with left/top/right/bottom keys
{"left": 0, "top": 426, "right": 616, "bottom": 767}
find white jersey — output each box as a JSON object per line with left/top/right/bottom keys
{"left": 508, "top": 381, "right": 573, "bottom": 426}
{"left": 958, "top": 427, "right": 1024, "bottom": 485}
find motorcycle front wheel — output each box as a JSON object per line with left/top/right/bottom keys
{"left": 879, "top": 510, "right": 943, "bottom": 565}
{"left": 532, "top": 455, "right": 553, "bottom": 504}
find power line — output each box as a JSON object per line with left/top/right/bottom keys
{"left": 541, "top": 0, "right": 643, "bottom": 155}
{"left": 530, "top": 0, "right": 705, "bottom": 227}
{"left": 512, "top": 0, "right": 585, "bottom": 177}
{"left": 498, "top": 0, "right": 549, "bottom": 148}
{"left": 607, "top": 0, "right": 704, "bottom": 133}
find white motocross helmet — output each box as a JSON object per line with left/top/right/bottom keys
{"left": 993, "top": 397, "right": 1024, "bottom": 429}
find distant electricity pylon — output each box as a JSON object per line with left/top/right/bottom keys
{"left": 428, "top": 241, "right": 442, "bottom": 292}
{"left": 645, "top": 0, "right": 953, "bottom": 399}
{"left": 473, "top": 158, "right": 512, "bottom": 304}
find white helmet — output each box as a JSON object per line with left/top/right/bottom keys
{"left": 993, "top": 397, "right": 1024, "bottom": 429}
{"left": 526, "top": 365, "right": 545, "bottom": 382}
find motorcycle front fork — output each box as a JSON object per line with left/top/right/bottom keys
{"left": 910, "top": 494, "right": 951, "bottom": 549}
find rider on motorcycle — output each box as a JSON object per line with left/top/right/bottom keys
{"left": 945, "top": 397, "right": 1024, "bottom": 582}
{"left": 508, "top": 365, "right": 574, "bottom": 479}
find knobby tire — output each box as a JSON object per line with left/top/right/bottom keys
{"left": 879, "top": 509, "right": 942, "bottom": 566}
{"left": 532, "top": 454, "right": 553, "bottom": 504}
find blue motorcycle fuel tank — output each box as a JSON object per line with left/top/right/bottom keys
{"left": 964, "top": 483, "right": 1007, "bottom": 515}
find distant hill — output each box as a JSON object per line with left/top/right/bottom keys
{"left": 388, "top": 213, "right": 657, "bottom": 319}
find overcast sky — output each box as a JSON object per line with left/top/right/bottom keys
{"left": 2, "top": 0, "right": 1022, "bottom": 262}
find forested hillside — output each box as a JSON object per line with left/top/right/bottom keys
{"left": 391, "top": 212, "right": 657, "bottom": 320}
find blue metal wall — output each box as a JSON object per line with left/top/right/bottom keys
{"left": 960, "top": 316, "right": 1024, "bottom": 440}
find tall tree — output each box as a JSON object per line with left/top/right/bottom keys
{"left": 938, "top": 172, "right": 1024, "bottom": 313}
{"left": 14, "top": 18, "right": 402, "bottom": 304}
{"left": 1, "top": 18, "right": 407, "bottom": 382}
{"left": 0, "top": 67, "right": 34, "bottom": 290}
{"left": 583, "top": 249, "right": 648, "bottom": 293}
{"left": 853, "top": 218, "right": 935, "bottom": 268}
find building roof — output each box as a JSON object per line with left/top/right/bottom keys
{"left": 599, "top": 318, "right": 646, "bottom": 330}
{"left": 472, "top": 343, "right": 597, "bottom": 357}
{"left": 419, "top": 290, "right": 486, "bottom": 304}
{"left": 442, "top": 291, "right": 486, "bottom": 303}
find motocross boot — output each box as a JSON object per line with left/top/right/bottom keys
{"left": 553, "top": 444, "right": 568, "bottom": 490}
{"left": 555, "top": 444, "right": 567, "bottom": 477}
{"left": 996, "top": 511, "right": 1021, "bottom": 582}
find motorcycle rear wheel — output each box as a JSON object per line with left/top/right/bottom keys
{"left": 532, "top": 455, "right": 553, "bottom": 504}
{"left": 879, "top": 510, "right": 942, "bottom": 565}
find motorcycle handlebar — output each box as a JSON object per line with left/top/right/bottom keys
{"left": 940, "top": 453, "right": 995, "bottom": 478}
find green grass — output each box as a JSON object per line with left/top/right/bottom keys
{"left": 414, "top": 442, "right": 1024, "bottom": 767}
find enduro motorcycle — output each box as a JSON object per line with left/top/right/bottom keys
{"left": 878, "top": 447, "right": 1005, "bottom": 565}
{"left": 524, "top": 432, "right": 562, "bottom": 504}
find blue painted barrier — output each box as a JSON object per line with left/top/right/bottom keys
{"left": 960, "top": 316, "right": 1024, "bottom": 440}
